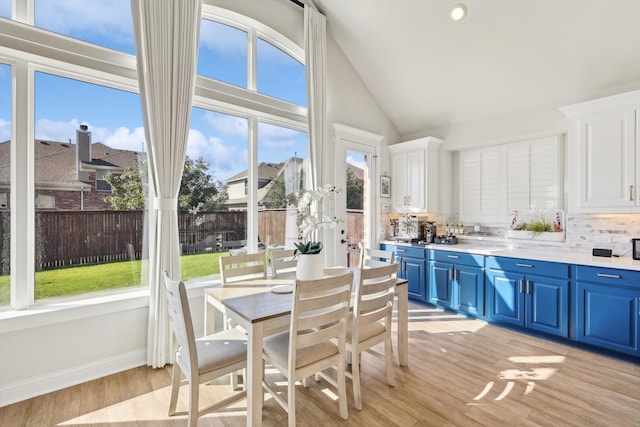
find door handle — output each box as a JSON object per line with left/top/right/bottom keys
{"left": 519, "top": 279, "right": 523, "bottom": 294}
{"left": 449, "top": 268, "right": 453, "bottom": 281}
{"left": 597, "top": 273, "right": 621, "bottom": 279}
{"left": 526, "top": 279, "right": 531, "bottom": 294}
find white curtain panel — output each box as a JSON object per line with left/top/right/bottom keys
{"left": 304, "top": 5, "right": 327, "bottom": 191}
{"left": 131, "top": 0, "right": 202, "bottom": 368}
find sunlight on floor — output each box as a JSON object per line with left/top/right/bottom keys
{"left": 470, "top": 354, "right": 565, "bottom": 405}
{"left": 57, "top": 382, "right": 247, "bottom": 425}
{"left": 405, "top": 306, "right": 488, "bottom": 334}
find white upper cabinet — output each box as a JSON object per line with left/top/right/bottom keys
{"left": 560, "top": 91, "right": 640, "bottom": 213}
{"left": 389, "top": 137, "right": 443, "bottom": 213}
{"left": 460, "top": 135, "right": 563, "bottom": 225}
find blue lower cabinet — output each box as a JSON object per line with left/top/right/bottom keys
{"left": 487, "top": 257, "right": 569, "bottom": 338}
{"left": 429, "top": 251, "right": 485, "bottom": 317}
{"left": 381, "top": 244, "right": 427, "bottom": 302}
{"left": 574, "top": 266, "right": 640, "bottom": 357}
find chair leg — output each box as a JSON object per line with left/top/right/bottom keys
{"left": 188, "top": 376, "right": 199, "bottom": 427}
{"left": 168, "top": 363, "right": 181, "bottom": 416}
{"left": 337, "top": 358, "right": 349, "bottom": 420}
{"left": 351, "top": 348, "right": 363, "bottom": 411}
{"left": 288, "top": 377, "right": 296, "bottom": 427}
{"left": 385, "top": 334, "right": 396, "bottom": 387}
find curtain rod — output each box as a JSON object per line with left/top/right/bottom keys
{"left": 290, "top": 0, "right": 303, "bottom": 7}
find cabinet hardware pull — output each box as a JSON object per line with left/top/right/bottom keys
{"left": 597, "top": 273, "right": 621, "bottom": 279}
{"left": 526, "top": 280, "right": 531, "bottom": 294}
{"left": 447, "top": 255, "right": 460, "bottom": 259}
{"left": 516, "top": 263, "right": 533, "bottom": 268}
{"left": 519, "top": 279, "right": 523, "bottom": 294}
{"left": 631, "top": 185, "right": 635, "bottom": 202}
{"left": 449, "top": 268, "right": 453, "bottom": 281}
{"left": 454, "top": 269, "right": 457, "bottom": 281}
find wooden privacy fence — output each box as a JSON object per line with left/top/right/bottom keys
{"left": 0, "top": 209, "right": 363, "bottom": 272}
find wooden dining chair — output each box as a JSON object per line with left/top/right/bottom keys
{"left": 262, "top": 271, "right": 354, "bottom": 427}
{"left": 269, "top": 248, "right": 297, "bottom": 278}
{"left": 219, "top": 252, "right": 268, "bottom": 285}
{"left": 359, "top": 246, "right": 395, "bottom": 268}
{"left": 162, "top": 270, "right": 248, "bottom": 427}
{"left": 346, "top": 262, "right": 399, "bottom": 410}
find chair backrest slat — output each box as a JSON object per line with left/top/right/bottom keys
{"left": 219, "top": 252, "right": 267, "bottom": 285}
{"left": 269, "top": 248, "right": 297, "bottom": 277}
{"left": 360, "top": 247, "right": 395, "bottom": 268}
{"left": 353, "top": 263, "right": 399, "bottom": 334}
{"left": 162, "top": 270, "right": 197, "bottom": 376}
{"left": 289, "top": 272, "right": 353, "bottom": 365}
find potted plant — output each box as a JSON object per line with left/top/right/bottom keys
{"left": 291, "top": 185, "right": 341, "bottom": 279}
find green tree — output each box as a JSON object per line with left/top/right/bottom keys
{"left": 263, "top": 176, "right": 287, "bottom": 208}
{"left": 104, "top": 156, "right": 228, "bottom": 211}
{"left": 346, "top": 168, "right": 363, "bottom": 210}
{"left": 103, "top": 157, "right": 145, "bottom": 210}
{"left": 178, "top": 157, "right": 227, "bottom": 211}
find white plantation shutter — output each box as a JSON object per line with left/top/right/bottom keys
{"left": 507, "top": 136, "right": 562, "bottom": 212}
{"left": 460, "top": 147, "right": 505, "bottom": 224}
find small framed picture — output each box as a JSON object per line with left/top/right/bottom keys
{"left": 380, "top": 175, "right": 391, "bottom": 198}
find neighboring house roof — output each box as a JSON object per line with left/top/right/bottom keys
{"left": 226, "top": 161, "right": 283, "bottom": 186}
{"left": 224, "top": 157, "right": 364, "bottom": 210}
{"left": 0, "top": 139, "right": 139, "bottom": 188}
{"left": 347, "top": 163, "right": 364, "bottom": 180}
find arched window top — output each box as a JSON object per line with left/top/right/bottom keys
{"left": 200, "top": 4, "right": 307, "bottom": 108}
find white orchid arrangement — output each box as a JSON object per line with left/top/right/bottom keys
{"left": 292, "top": 184, "right": 342, "bottom": 254}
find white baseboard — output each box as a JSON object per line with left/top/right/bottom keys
{"left": 0, "top": 348, "right": 147, "bottom": 407}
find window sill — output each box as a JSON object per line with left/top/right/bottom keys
{"left": 0, "top": 277, "right": 221, "bottom": 334}
{"left": 0, "top": 289, "right": 150, "bottom": 334}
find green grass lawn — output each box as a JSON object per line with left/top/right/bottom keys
{"left": 0, "top": 252, "right": 228, "bottom": 306}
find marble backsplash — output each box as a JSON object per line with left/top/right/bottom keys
{"left": 382, "top": 212, "right": 640, "bottom": 257}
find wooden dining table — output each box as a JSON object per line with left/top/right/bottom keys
{"left": 203, "top": 269, "right": 409, "bottom": 427}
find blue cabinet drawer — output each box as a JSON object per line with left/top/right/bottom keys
{"left": 433, "top": 250, "right": 484, "bottom": 268}
{"left": 486, "top": 256, "right": 569, "bottom": 278}
{"left": 575, "top": 265, "right": 640, "bottom": 289}
{"left": 383, "top": 244, "right": 427, "bottom": 260}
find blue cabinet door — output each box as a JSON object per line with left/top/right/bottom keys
{"left": 457, "top": 265, "right": 484, "bottom": 317}
{"left": 429, "top": 261, "right": 453, "bottom": 308}
{"left": 526, "top": 274, "right": 569, "bottom": 337}
{"left": 403, "top": 257, "right": 427, "bottom": 302}
{"left": 575, "top": 282, "right": 640, "bottom": 356}
{"left": 488, "top": 269, "right": 524, "bottom": 327}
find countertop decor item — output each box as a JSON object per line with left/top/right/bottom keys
{"left": 506, "top": 209, "right": 565, "bottom": 242}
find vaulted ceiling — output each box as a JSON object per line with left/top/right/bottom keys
{"left": 315, "top": 0, "right": 640, "bottom": 138}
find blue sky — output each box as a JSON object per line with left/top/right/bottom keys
{"left": 0, "top": 0, "right": 313, "bottom": 182}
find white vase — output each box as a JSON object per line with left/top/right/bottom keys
{"left": 296, "top": 253, "right": 323, "bottom": 280}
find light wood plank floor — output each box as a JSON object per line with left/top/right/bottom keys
{"left": 2, "top": 302, "right": 639, "bottom": 426}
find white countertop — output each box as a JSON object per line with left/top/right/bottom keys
{"left": 382, "top": 238, "right": 640, "bottom": 272}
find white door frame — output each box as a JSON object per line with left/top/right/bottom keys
{"left": 332, "top": 124, "right": 384, "bottom": 266}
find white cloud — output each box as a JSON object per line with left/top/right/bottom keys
{"left": 186, "top": 129, "right": 246, "bottom": 180}
{"left": 35, "top": 118, "right": 82, "bottom": 143}
{"left": 35, "top": 0, "right": 133, "bottom": 46}
{"left": 203, "top": 111, "right": 248, "bottom": 137}
{"left": 36, "top": 118, "right": 145, "bottom": 152}
{"left": 103, "top": 126, "right": 146, "bottom": 151}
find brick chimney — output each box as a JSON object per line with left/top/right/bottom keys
{"left": 76, "top": 124, "right": 91, "bottom": 182}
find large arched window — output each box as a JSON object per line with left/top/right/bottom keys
{"left": 0, "top": 2, "right": 307, "bottom": 307}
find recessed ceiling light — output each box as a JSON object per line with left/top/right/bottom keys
{"left": 451, "top": 3, "right": 467, "bottom": 21}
